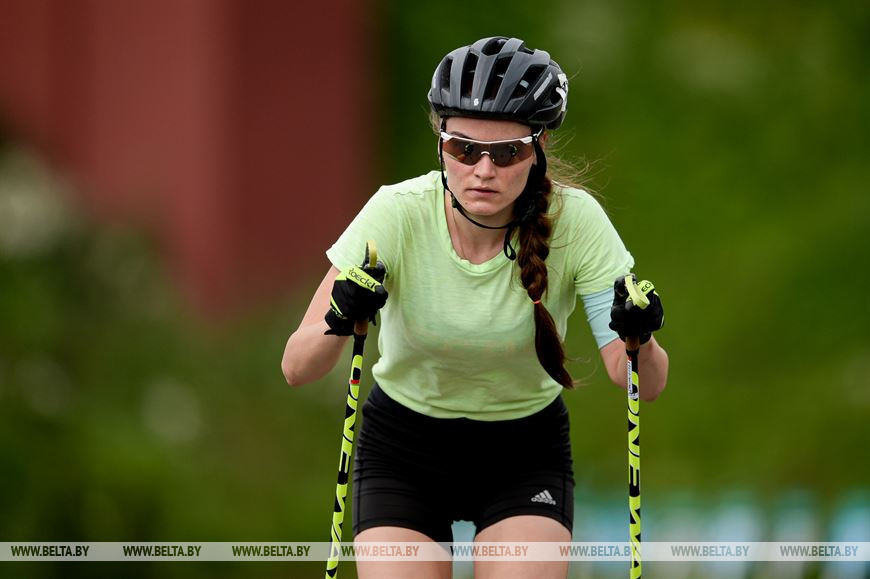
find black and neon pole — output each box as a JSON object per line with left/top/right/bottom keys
{"left": 325, "top": 240, "right": 382, "bottom": 579}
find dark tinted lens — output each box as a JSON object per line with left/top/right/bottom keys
{"left": 493, "top": 141, "right": 535, "bottom": 166}
{"left": 490, "top": 142, "right": 519, "bottom": 166}
{"left": 443, "top": 137, "right": 480, "bottom": 165}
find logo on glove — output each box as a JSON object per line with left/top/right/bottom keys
{"left": 348, "top": 267, "right": 378, "bottom": 291}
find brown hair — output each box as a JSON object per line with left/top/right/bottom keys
{"left": 516, "top": 173, "right": 573, "bottom": 388}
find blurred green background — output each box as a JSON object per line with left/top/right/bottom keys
{"left": 1, "top": 1, "right": 868, "bottom": 578}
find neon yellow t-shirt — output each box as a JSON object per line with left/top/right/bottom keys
{"left": 326, "top": 170, "right": 634, "bottom": 421}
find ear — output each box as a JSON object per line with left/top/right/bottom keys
{"left": 537, "top": 130, "right": 549, "bottom": 148}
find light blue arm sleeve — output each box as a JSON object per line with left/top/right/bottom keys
{"left": 581, "top": 287, "right": 620, "bottom": 349}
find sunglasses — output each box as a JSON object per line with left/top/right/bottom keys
{"left": 440, "top": 129, "right": 541, "bottom": 167}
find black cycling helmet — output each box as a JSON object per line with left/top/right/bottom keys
{"left": 428, "top": 36, "right": 568, "bottom": 130}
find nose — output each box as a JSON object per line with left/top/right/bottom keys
{"left": 473, "top": 151, "right": 497, "bottom": 178}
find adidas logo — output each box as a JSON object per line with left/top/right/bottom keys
{"left": 531, "top": 490, "right": 557, "bottom": 506}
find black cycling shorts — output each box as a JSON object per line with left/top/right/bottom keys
{"left": 352, "top": 384, "right": 575, "bottom": 543}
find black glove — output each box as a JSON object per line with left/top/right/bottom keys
{"left": 609, "top": 274, "right": 664, "bottom": 345}
{"left": 324, "top": 263, "right": 388, "bottom": 336}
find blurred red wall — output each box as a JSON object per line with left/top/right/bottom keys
{"left": 0, "top": 0, "right": 374, "bottom": 315}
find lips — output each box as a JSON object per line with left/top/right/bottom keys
{"left": 470, "top": 187, "right": 497, "bottom": 194}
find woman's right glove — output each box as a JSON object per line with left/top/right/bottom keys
{"left": 324, "top": 263, "right": 388, "bottom": 336}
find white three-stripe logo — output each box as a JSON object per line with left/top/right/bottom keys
{"left": 531, "top": 489, "right": 556, "bottom": 505}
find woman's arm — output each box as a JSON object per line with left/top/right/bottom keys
{"left": 281, "top": 266, "right": 350, "bottom": 387}
{"left": 600, "top": 336, "right": 669, "bottom": 402}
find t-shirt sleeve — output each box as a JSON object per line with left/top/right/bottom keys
{"left": 569, "top": 192, "right": 635, "bottom": 296}
{"left": 325, "top": 186, "right": 405, "bottom": 274}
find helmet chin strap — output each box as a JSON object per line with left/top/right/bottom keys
{"left": 438, "top": 123, "right": 547, "bottom": 261}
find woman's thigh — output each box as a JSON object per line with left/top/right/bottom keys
{"left": 355, "top": 526, "right": 452, "bottom": 579}
{"left": 473, "top": 515, "right": 570, "bottom": 579}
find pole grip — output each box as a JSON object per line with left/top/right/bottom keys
{"left": 353, "top": 240, "right": 379, "bottom": 338}
{"left": 354, "top": 319, "right": 368, "bottom": 336}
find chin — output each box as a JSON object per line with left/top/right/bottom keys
{"left": 462, "top": 200, "right": 514, "bottom": 222}
{"left": 461, "top": 197, "right": 501, "bottom": 214}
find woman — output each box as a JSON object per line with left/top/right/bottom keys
{"left": 282, "top": 36, "right": 668, "bottom": 579}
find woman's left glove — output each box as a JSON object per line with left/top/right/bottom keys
{"left": 608, "top": 274, "right": 664, "bottom": 345}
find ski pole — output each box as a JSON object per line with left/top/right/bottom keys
{"left": 625, "top": 276, "right": 652, "bottom": 579}
{"left": 325, "top": 240, "right": 382, "bottom": 579}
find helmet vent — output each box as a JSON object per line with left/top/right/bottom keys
{"left": 513, "top": 64, "right": 545, "bottom": 99}
{"left": 485, "top": 56, "right": 511, "bottom": 100}
{"left": 481, "top": 37, "right": 507, "bottom": 56}
{"left": 460, "top": 54, "right": 478, "bottom": 97}
{"left": 438, "top": 57, "right": 453, "bottom": 90}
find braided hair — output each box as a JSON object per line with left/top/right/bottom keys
{"left": 516, "top": 174, "right": 573, "bottom": 389}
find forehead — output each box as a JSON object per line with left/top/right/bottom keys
{"left": 444, "top": 117, "right": 532, "bottom": 140}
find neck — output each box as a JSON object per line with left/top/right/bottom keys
{"left": 444, "top": 194, "right": 509, "bottom": 261}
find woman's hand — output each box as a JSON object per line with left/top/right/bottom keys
{"left": 324, "top": 263, "right": 388, "bottom": 336}
{"left": 608, "top": 274, "right": 664, "bottom": 345}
